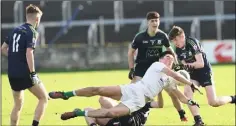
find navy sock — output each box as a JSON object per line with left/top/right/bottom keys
{"left": 194, "top": 115, "right": 202, "bottom": 122}
{"left": 32, "top": 120, "right": 39, "bottom": 126}
{"left": 230, "top": 95, "right": 235, "bottom": 103}
{"left": 178, "top": 109, "right": 186, "bottom": 119}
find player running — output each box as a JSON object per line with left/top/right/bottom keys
{"left": 128, "top": 11, "right": 187, "bottom": 121}
{"left": 1, "top": 4, "right": 48, "bottom": 126}
{"left": 63, "top": 97, "right": 163, "bottom": 126}
{"left": 49, "top": 51, "right": 201, "bottom": 120}
{"left": 168, "top": 26, "right": 236, "bottom": 126}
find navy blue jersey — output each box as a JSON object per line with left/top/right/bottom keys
{"left": 6, "top": 23, "right": 38, "bottom": 77}
{"left": 176, "top": 37, "right": 212, "bottom": 73}
{"left": 131, "top": 29, "right": 170, "bottom": 64}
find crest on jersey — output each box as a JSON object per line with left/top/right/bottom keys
{"left": 150, "top": 40, "right": 155, "bottom": 45}
{"left": 157, "top": 40, "right": 162, "bottom": 44}
{"left": 193, "top": 45, "right": 198, "bottom": 51}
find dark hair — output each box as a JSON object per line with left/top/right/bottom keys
{"left": 26, "top": 4, "right": 42, "bottom": 15}
{"left": 168, "top": 26, "right": 184, "bottom": 40}
{"left": 146, "top": 11, "right": 160, "bottom": 20}
{"left": 159, "top": 51, "right": 175, "bottom": 59}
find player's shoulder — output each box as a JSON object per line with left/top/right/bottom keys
{"left": 186, "top": 36, "right": 200, "bottom": 46}
{"left": 134, "top": 30, "right": 146, "bottom": 39}
{"left": 156, "top": 29, "right": 168, "bottom": 37}
{"left": 151, "top": 61, "right": 166, "bottom": 68}
{"left": 13, "top": 23, "right": 34, "bottom": 35}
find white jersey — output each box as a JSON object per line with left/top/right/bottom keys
{"left": 136, "top": 62, "right": 170, "bottom": 99}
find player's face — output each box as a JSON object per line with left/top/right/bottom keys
{"left": 148, "top": 18, "right": 160, "bottom": 31}
{"left": 172, "top": 33, "right": 185, "bottom": 48}
{"left": 161, "top": 54, "right": 174, "bottom": 68}
{"left": 35, "top": 14, "right": 42, "bottom": 28}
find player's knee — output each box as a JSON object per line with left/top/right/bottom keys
{"left": 99, "top": 96, "right": 106, "bottom": 104}
{"left": 38, "top": 94, "right": 48, "bottom": 104}
{"left": 14, "top": 100, "right": 24, "bottom": 111}
{"left": 208, "top": 100, "right": 219, "bottom": 107}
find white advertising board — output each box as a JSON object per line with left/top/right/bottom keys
{"left": 202, "top": 40, "right": 235, "bottom": 64}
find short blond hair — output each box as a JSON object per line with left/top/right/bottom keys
{"left": 26, "top": 4, "right": 43, "bottom": 16}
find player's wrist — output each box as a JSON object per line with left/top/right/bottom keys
{"left": 30, "top": 72, "right": 37, "bottom": 76}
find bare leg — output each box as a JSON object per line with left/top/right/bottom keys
{"left": 28, "top": 83, "right": 48, "bottom": 123}
{"left": 84, "top": 108, "right": 98, "bottom": 126}
{"left": 11, "top": 90, "right": 24, "bottom": 126}
{"left": 87, "top": 103, "right": 130, "bottom": 118}
{"left": 49, "top": 86, "right": 123, "bottom": 101}
{"left": 165, "top": 89, "right": 183, "bottom": 111}
{"left": 184, "top": 85, "right": 200, "bottom": 116}
{"left": 205, "top": 84, "right": 233, "bottom": 107}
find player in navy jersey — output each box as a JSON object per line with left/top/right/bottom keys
{"left": 127, "top": 11, "right": 188, "bottom": 121}
{"left": 1, "top": 4, "right": 48, "bottom": 126}
{"left": 168, "top": 26, "right": 235, "bottom": 126}
{"left": 62, "top": 97, "right": 158, "bottom": 126}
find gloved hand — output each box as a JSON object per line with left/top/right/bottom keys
{"left": 30, "top": 72, "right": 41, "bottom": 85}
{"left": 188, "top": 99, "right": 200, "bottom": 108}
{"left": 191, "top": 83, "right": 203, "bottom": 95}
{"left": 173, "top": 64, "right": 194, "bottom": 72}
{"left": 128, "top": 68, "right": 135, "bottom": 80}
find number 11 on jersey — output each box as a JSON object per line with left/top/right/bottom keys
{"left": 13, "top": 33, "right": 21, "bottom": 52}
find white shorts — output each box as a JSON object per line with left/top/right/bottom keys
{"left": 119, "top": 83, "right": 146, "bottom": 113}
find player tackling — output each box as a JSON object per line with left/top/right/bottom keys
{"left": 49, "top": 51, "right": 201, "bottom": 120}
{"left": 168, "top": 26, "right": 236, "bottom": 126}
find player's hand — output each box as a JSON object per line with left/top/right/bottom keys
{"left": 190, "top": 83, "right": 203, "bottom": 95}
{"left": 188, "top": 99, "right": 200, "bottom": 108}
{"left": 173, "top": 64, "right": 182, "bottom": 71}
{"left": 30, "top": 72, "right": 41, "bottom": 85}
{"left": 128, "top": 68, "right": 135, "bottom": 80}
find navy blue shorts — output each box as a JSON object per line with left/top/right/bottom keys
{"left": 8, "top": 77, "right": 34, "bottom": 91}
{"left": 190, "top": 70, "right": 213, "bottom": 87}
{"left": 134, "top": 62, "right": 153, "bottom": 77}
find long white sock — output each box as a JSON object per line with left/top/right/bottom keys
{"left": 72, "top": 90, "right": 77, "bottom": 96}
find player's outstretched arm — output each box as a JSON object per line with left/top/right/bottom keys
{"left": 1, "top": 42, "right": 8, "bottom": 56}
{"left": 162, "top": 67, "right": 192, "bottom": 86}
{"left": 171, "top": 87, "right": 199, "bottom": 108}
{"left": 187, "top": 53, "right": 204, "bottom": 69}
{"left": 162, "top": 67, "right": 200, "bottom": 93}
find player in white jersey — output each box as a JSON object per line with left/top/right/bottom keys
{"left": 49, "top": 51, "right": 200, "bottom": 120}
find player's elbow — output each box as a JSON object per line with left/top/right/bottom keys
{"left": 197, "top": 62, "right": 204, "bottom": 68}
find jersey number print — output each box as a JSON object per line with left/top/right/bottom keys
{"left": 12, "top": 33, "right": 21, "bottom": 52}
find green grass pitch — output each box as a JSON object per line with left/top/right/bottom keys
{"left": 1, "top": 65, "right": 235, "bottom": 125}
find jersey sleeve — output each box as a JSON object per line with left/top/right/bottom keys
{"left": 153, "top": 62, "right": 166, "bottom": 72}
{"left": 5, "top": 36, "right": 10, "bottom": 45}
{"left": 189, "top": 38, "right": 202, "bottom": 55}
{"left": 163, "top": 33, "right": 170, "bottom": 47}
{"left": 131, "top": 34, "right": 140, "bottom": 49}
{"left": 26, "top": 32, "right": 37, "bottom": 49}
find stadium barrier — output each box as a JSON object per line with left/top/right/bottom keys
{"left": 1, "top": 40, "right": 235, "bottom": 72}
{"left": 202, "top": 40, "right": 235, "bottom": 64}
